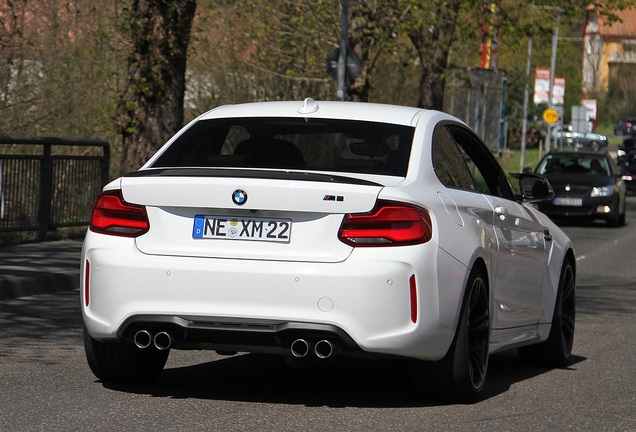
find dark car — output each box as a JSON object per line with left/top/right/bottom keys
{"left": 616, "top": 137, "right": 636, "bottom": 165}
{"left": 614, "top": 118, "right": 636, "bottom": 136}
{"left": 533, "top": 151, "right": 627, "bottom": 226}
{"left": 618, "top": 149, "right": 636, "bottom": 194}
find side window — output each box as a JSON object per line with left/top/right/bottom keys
{"left": 432, "top": 126, "right": 477, "bottom": 191}
{"left": 446, "top": 125, "right": 513, "bottom": 199}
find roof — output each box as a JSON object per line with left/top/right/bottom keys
{"left": 198, "top": 99, "right": 433, "bottom": 127}
{"left": 585, "top": 5, "right": 636, "bottom": 39}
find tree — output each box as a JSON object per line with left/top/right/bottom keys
{"left": 405, "top": 0, "right": 469, "bottom": 110}
{"left": 116, "top": 0, "right": 197, "bottom": 175}
{"left": 0, "top": 0, "right": 125, "bottom": 141}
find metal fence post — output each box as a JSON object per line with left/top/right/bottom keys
{"left": 38, "top": 143, "right": 53, "bottom": 239}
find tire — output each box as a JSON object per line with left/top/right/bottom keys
{"left": 414, "top": 267, "right": 490, "bottom": 403}
{"left": 83, "top": 326, "right": 169, "bottom": 383}
{"left": 620, "top": 207, "right": 627, "bottom": 226}
{"left": 590, "top": 141, "right": 601, "bottom": 152}
{"left": 519, "top": 258, "right": 575, "bottom": 367}
{"left": 607, "top": 209, "right": 621, "bottom": 227}
{"left": 607, "top": 196, "right": 626, "bottom": 227}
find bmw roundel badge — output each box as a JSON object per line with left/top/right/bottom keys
{"left": 232, "top": 189, "right": 248, "bottom": 206}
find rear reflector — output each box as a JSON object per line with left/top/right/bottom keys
{"left": 410, "top": 274, "right": 417, "bottom": 323}
{"left": 89, "top": 190, "right": 149, "bottom": 237}
{"left": 338, "top": 201, "right": 432, "bottom": 247}
{"left": 84, "top": 260, "right": 90, "bottom": 307}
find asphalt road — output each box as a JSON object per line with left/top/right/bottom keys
{"left": 1, "top": 200, "right": 636, "bottom": 431}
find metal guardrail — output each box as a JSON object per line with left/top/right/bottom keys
{"left": 0, "top": 136, "right": 110, "bottom": 238}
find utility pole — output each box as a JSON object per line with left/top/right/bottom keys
{"left": 520, "top": 5, "right": 563, "bottom": 168}
{"left": 545, "top": 10, "right": 561, "bottom": 154}
{"left": 520, "top": 4, "right": 535, "bottom": 172}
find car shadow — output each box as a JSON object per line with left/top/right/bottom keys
{"left": 551, "top": 218, "right": 621, "bottom": 228}
{"left": 101, "top": 350, "right": 587, "bottom": 407}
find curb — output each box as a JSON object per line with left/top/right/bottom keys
{"left": 0, "top": 239, "right": 83, "bottom": 300}
{"left": 0, "top": 270, "right": 79, "bottom": 301}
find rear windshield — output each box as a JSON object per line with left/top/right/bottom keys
{"left": 151, "top": 117, "right": 415, "bottom": 177}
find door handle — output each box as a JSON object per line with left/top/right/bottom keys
{"left": 495, "top": 206, "right": 508, "bottom": 221}
{"left": 544, "top": 228, "right": 553, "bottom": 242}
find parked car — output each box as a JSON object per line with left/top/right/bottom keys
{"left": 618, "top": 148, "right": 636, "bottom": 193}
{"left": 533, "top": 151, "right": 627, "bottom": 226}
{"left": 82, "top": 99, "right": 576, "bottom": 402}
{"left": 614, "top": 118, "right": 636, "bottom": 136}
{"left": 554, "top": 124, "right": 608, "bottom": 151}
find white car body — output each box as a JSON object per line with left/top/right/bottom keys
{"left": 81, "top": 99, "right": 575, "bottom": 400}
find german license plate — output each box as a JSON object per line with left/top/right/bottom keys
{"left": 192, "top": 215, "right": 291, "bottom": 243}
{"left": 553, "top": 197, "right": 582, "bottom": 206}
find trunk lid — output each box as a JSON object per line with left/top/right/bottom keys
{"left": 121, "top": 170, "right": 385, "bottom": 263}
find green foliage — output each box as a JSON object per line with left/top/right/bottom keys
{"left": 4, "top": 0, "right": 636, "bottom": 172}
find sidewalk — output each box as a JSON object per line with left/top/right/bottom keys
{"left": 0, "top": 239, "right": 83, "bottom": 300}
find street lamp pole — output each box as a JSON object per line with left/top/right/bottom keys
{"left": 337, "top": 0, "right": 350, "bottom": 101}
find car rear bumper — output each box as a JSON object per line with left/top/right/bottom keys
{"left": 116, "top": 314, "right": 362, "bottom": 358}
{"left": 81, "top": 231, "right": 468, "bottom": 361}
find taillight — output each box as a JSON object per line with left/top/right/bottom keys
{"left": 89, "top": 190, "right": 149, "bottom": 237}
{"left": 338, "top": 201, "right": 432, "bottom": 246}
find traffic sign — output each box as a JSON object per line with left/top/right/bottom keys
{"left": 326, "top": 48, "right": 361, "bottom": 84}
{"left": 543, "top": 108, "right": 558, "bottom": 124}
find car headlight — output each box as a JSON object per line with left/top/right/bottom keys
{"left": 618, "top": 149, "right": 626, "bottom": 157}
{"left": 590, "top": 186, "right": 614, "bottom": 197}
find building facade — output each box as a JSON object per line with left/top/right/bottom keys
{"left": 583, "top": 5, "right": 636, "bottom": 95}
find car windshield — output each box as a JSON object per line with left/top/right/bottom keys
{"left": 537, "top": 154, "right": 609, "bottom": 177}
{"left": 151, "top": 117, "right": 415, "bottom": 177}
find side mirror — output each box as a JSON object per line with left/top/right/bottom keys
{"left": 509, "top": 172, "right": 554, "bottom": 203}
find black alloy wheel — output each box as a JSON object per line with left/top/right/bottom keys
{"left": 555, "top": 261, "right": 576, "bottom": 360}
{"left": 519, "top": 258, "right": 575, "bottom": 366}
{"left": 461, "top": 270, "right": 490, "bottom": 392}
{"left": 440, "top": 267, "right": 490, "bottom": 402}
{"left": 409, "top": 267, "right": 490, "bottom": 403}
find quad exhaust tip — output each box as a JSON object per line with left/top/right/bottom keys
{"left": 153, "top": 332, "right": 172, "bottom": 350}
{"left": 134, "top": 330, "right": 152, "bottom": 349}
{"left": 314, "top": 340, "right": 334, "bottom": 359}
{"left": 134, "top": 330, "right": 172, "bottom": 350}
{"left": 290, "top": 339, "right": 310, "bottom": 358}
{"left": 290, "top": 338, "right": 335, "bottom": 359}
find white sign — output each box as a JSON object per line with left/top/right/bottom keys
{"left": 533, "top": 68, "right": 550, "bottom": 104}
{"left": 552, "top": 77, "right": 565, "bottom": 106}
{"left": 533, "top": 68, "right": 565, "bottom": 105}
{"left": 581, "top": 98, "right": 598, "bottom": 121}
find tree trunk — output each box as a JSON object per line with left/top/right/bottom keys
{"left": 409, "top": 0, "right": 461, "bottom": 110}
{"left": 116, "top": 0, "right": 196, "bottom": 175}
